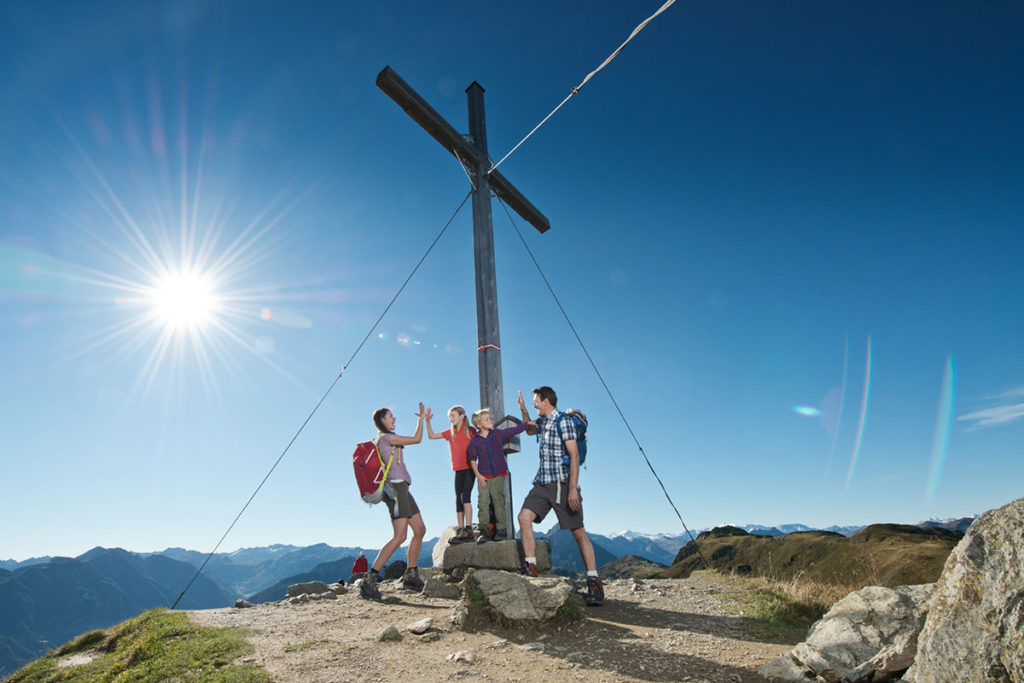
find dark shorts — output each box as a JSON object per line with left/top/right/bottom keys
{"left": 384, "top": 481, "right": 420, "bottom": 519}
{"left": 522, "top": 481, "right": 584, "bottom": 530}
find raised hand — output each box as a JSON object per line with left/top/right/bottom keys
{"left": 424, "top": 406, "right": 434, "bottom": 421}
{"left": 415, "top": 402, "right": 426, "bottom": 419}
{"left": 517, "top": 391, "right": 527, "bottom": 411}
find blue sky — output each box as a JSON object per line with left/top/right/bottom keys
{"left": 2, "top": 1, "right": 1022, "bottom": 561}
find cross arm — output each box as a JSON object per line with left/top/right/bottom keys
{"left": 376, "top": 66, "right": 550, "bottom": 234}
{"left": 489, "top": 168, "right": 550, "bottom": 234}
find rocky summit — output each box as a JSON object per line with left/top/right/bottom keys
{"left": 760, "top": 495, "right": 1024, "bottom": 682}
{"left": 905, "top": 496, "right": 1024, "bottom": 682}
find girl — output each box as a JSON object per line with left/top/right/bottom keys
{"left": 427, "top": 405, "right": 477, "bottom": 544}
{"left": 361, "top": 402, "right": 429, "bottom": 600}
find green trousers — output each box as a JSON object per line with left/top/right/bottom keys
{"left": 478, "top": 474, "right": 508, "bottom": 531}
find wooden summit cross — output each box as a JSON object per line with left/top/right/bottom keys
{"left": 377, "top": 66, "right": 550, "bottom": 539}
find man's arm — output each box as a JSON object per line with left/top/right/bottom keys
{"left": 565, "top": 438, "right": 581, "bottom": 511}
{"left": 518, "top": 391, "right": 537, "bottom": 435}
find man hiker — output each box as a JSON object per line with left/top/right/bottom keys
{"left": 517, "top": 386, "right": 604, "bottom": 606}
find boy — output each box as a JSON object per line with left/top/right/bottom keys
{"left": 466, "top": 408, "right": 534, "bottom": 543}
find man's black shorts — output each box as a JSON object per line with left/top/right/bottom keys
{"left": 521, "top": 481, "right": 583, "bottom": 530}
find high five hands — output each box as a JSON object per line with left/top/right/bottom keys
{"left": 518, "top": 391, "right": 537, "bottom": 432}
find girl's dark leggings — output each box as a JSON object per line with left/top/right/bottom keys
{"left": 454, "top": 468, "right": 475, "bottom": 511}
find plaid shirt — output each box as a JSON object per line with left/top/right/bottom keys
{"left": 533, "top": 411, "right": 579, "bottom": 485}
{"left": 466, "top": 423, "right": 529, "bottom": 478}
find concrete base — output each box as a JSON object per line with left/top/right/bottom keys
{"left": 432, "top": 525, "right": 552, "bottom": 573}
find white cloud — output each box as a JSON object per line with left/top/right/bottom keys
{"left": 958, "top": 403, "right": 1024, "bottom": 431}
{"left": 994, "top": 385, "right": 1024, "bottom": 400}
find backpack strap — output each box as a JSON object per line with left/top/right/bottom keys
{"left": 375, "top": 435, "right": 395, "bottom": 481}
{"left": 555, "top": 411, "right": 575, "bottom": 444}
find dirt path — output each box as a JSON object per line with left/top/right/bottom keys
{"left": 188, "top": 573, "right": 795, "bottom": 682}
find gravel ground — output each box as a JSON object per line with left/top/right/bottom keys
{"left": 187, "top": 572, "right": 796, "bottom": 682}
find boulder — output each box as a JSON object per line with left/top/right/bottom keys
{"left": 422, "top": 577, "right": 461, "bottom": 599}
{"left": 759, "top": 583, "right": 933, "bottom": 682}
{"left": 286, "top": 581, "right": 330, "bottom": 598}
{"left": 904, "top": 496, "right": 1024, "bottom": 683}
{"left": 432, "top": 525, "right": 552, "bottom": 574}
{"left": 376, "top": 625, "right": 402, "bottom": 642}
{"left": 233, "top": 599, "right": 254, "bottom": 608}
{"left": 453, "top": 568, "right": 582, "bottom": 630}
{"left": 407, "top": 618, "right": 433, "bottom": 634}
{"left": 382, "top": 560, "right": 407, "bottom": 580}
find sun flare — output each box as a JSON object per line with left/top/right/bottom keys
{"left": 148, "top": 270, "right": 219, "bottom": 330}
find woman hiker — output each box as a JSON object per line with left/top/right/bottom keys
{"left": 360, "top": 403, "right": 430, "bottom": 600}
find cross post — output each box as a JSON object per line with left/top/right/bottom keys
{"left": 377, "top": 66, "right": 550, "bottom": 543}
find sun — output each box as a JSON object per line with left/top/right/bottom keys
{"left": 147, "top": 270, "right": 220, "bottom": 330}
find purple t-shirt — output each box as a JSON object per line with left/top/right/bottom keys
{"left": 377, "top": 433, "right": 412, "bottom": 484}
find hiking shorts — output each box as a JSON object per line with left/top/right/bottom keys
{"left": 522, "top": 481, "right": 584, "bottom": 530}
{"left": 384, "top": 481, "right": 420, "bottom": 520}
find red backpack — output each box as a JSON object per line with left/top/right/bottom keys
{"left": 352, "top": 438, "right": 395, "bottom": 504}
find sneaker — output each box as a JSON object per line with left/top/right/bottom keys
{"left": 359, "top": 571, "right": 381, "bottom": 601}
{"left": 402, "top": 567, "right": 425, "bottom": 591}
{"left": 584, "top": 577, "right": 605, "bottom": 606}
{"left": 521, "top": 560, "right": 539, "bottom": 577}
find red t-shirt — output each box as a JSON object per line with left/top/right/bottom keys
{"left": 442, "top": 427, "right": 477, "bottom": 471}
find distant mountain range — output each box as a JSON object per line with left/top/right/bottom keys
{"left": 246, "top": 557, "right": 359, "bottom": 603}
{"left": 0, "top": 556, "right": 52, "bottom": 571}
{"left": 0, "top": 514, "right": 979, "bottom": 677}
{"left": 0, "top": 548, "right": 231, "bottom": 677}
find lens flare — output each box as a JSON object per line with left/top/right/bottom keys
{"left": 825, "top": 336, "right": 849, "bottom": 474}
{"left": 844, "top": 334, "right": 872, "bottom": 490}
{"left": 793, "top": 406, "right": 821, "bottom": 417}
{"left": 926, "top": 355, "right": 956, "bottom": 502}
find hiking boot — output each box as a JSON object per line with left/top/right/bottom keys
{"left": 359, "top": 571, "right": 381, "bottom": 601}
{"left": 521, "top": 560, "right": 539, "bottom": 577}
{"left": 476, "top": 525, "right": 493, "bottom": 544}
{"left": 402, "top": 567, "right": 425, "bottom": 591}
{"left": 584, "top": 577, "right": 605, "bottom": 606}
{"left": 448, "top": 527, "right": 472, "bottom": 545}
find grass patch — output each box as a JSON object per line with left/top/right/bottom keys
{"left": 8, "top": 608, "right": 268, "bottom": 682}
{"left": 463, "top": 573, "right": 486, "bottom": 607}
{"left": 556, "top": 597, "right": 583, "bottom": 624}
{"left": 713, "top": 570, "right": 857, "bottom": 642}
{"left": 282, "top": 638, "right": 329, "bottom": 653}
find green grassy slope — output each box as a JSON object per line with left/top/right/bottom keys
{"left": 665, "top": 524, "right": 961, "bottom": 587}
{"left": 7, "top": 608, "right": 268, "bottom": 682}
